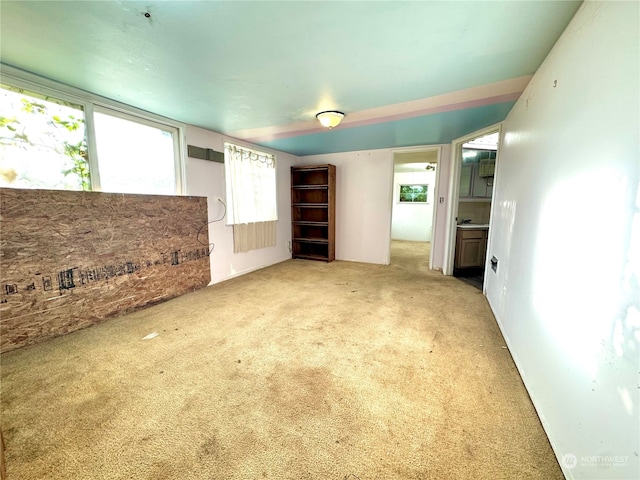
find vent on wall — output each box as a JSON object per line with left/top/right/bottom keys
{"left": 187, "top": 145, "right": 224, "bottom": 163}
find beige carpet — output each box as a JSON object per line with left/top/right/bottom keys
{"left": 0, "top": 241, "right": 562, "bottom": 479}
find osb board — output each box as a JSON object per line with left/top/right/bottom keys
{"left": 0, "top": 188, "right": 210, "bottom": 353}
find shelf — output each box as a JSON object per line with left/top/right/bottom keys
{"left": 293, "top": 237, "right": 329, "bottom": 244}
{"left": 292, "top": 238, "right": 329, "bottom": 260}
{"left": 291, "top": 166, "right": 330, "bottom": 187}
{"left": 292, "top": 185, "right": 329, "bottom": 190}
{"left": 294, "top": 166, "right": 330, "bottom": 172}
{"left": 292, "top": 203, "right": 328, "bottom": 207}
{"left": 292, "top": 208, "right": 328, "bottom": 222}
{"left": 293, "top": 253, "right": 330, "bottom": 261}
{"left": 293, "top": 221, "right": 328, "bottom": 226}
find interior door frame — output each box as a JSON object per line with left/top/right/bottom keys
{"left": 388, "top": 145, "right": 442, "bottom": 268}
{"left": 442, "top": 123, "right": 502, "bottom": 277}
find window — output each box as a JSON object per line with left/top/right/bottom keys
{"left": 224, "top": 143, "right": 277, "bottom": 225}
{"left": 94, "top": 109, "right": 178, "bottom": 195}
{"left": 399, "top": 184, "right": 428, "bottom": 203}
{"left": 224, "top": 142, "right": 277, "bottom": 253}
{"left": 0, "top": 85, "right": 89, "bottom": 190}
{"left": 0, "top": 71, "right": 184, "bottom": 195}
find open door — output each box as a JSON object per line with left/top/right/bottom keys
{"left": 443, "top": 124, "right": 502, "bottom": 288}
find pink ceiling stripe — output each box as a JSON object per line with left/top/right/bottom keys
{"left": 242, "top": 92, "right": 521, "bottom": 143}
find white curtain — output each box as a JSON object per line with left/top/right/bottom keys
{"left": 232, "top": 221, "right": 276, "bottom": 253}
{"left": 224, "top": 143, "right": 277, "bottom": 252}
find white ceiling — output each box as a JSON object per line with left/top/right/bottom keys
{"left": 0, "top": 1, "right": 583, "bottom": 156}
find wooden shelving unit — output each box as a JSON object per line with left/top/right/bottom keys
{"left": 291, "top": 164, "right": 336, "bottom": 262}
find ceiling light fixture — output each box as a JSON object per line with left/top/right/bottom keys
{"left": 316, "top": 110, "right": 345, "bottom": 129}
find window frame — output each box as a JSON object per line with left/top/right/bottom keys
{"left": 398, "top": 184, "right": 429, "bottom": 203}
{"left": 93, "top": 105, "right": 183, "bottom": 195}
{"left": 0, "top": 64, "right": 187, "bottom": 194}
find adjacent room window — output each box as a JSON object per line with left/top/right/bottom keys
{"left": 0, "top": 85, "right": 89, "bottom": 190}
{"left": 399, "top": 184, "right": 428, "bottom": 203}
{"left": 0, "top": 79, "right": 183, "bottom": 195}
{"left": 94, "top": 108, "right": 178, "bottom": 195}
{"left": 224, "top": 142, "right": 277, "bottom": 252}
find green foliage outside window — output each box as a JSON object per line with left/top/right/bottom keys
{"left": 0, "top": 86, "right": 90, "bottom": 191}
{"left": 399, "top": 184, "right": 428, "bottom": 203}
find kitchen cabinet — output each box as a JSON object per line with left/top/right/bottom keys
{"left": 459, "top": 151, "right": 495, "bottom": 200}
{"left": 455, "top": 227, "right": 488, "bottom": 269}
{"left": 471, "top": 172, "right": 493, "bottom": 198}
{"left": 459, "top": 162, "right": 473, "bottom": 198}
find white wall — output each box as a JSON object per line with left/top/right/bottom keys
{"left": 485, "top": 2, "right": 639, "bottom": 479}
{"left": 391, "top": 171, "right": 436, "bottom": 241}
{"left": 300, "top": 149, "right": 393, "bottom": 264}
{"left": 185, "top": 126, "right": 296, "bottom": 284}
{"left": 302, "top": 145, "right": 450, "bottom": 268}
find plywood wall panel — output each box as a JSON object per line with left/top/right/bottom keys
{"left": 0, "top": 188, "right": 210, "bottom": 353}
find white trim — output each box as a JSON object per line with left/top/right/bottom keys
{"left": 389, "top": 145, "right": 442, "bottom": 268}
{"left": 443, "top": 144, "right": 461, "bottom": 275}
{"left": 1, "top": 67, "right": 93, "bottom": 114}
{"left": 385, "top": 150, "right": 395, "bottom": 266}
{"left": 176, "top": 127, "right": 188, "bottom": 196}
{"left": 483, "top": 127, "right": 505, "bottom": 293}
{"left": 430, "top": 146, "right": 442, "bottom": 269}
{"left": 443, "top": 123, "right": 502, "bottom": 277}
{"left": 83, "top": 103, "right": 101, "bottom": 191}
{"left": 93, "top": 105, "right": 179, "bottom": 134}
{"left": 94, "top": 105, "right": 185, "bottom": 195}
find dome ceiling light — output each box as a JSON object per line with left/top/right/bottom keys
{"left": 316, "top": 110, "right": 345, "bottom": 129}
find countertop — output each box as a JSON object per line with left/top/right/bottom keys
{"left": 457, "top": 224, "right": 489, "bottom": 229}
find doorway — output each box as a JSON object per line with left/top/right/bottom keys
{"left": 443, "top": 125, "right": 501, "bottom": 291}
{"left": 390, "top": 147, "right": 440, "bottom": 269}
